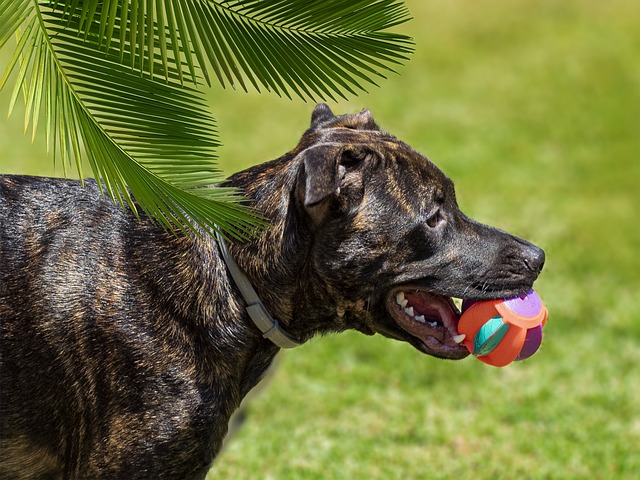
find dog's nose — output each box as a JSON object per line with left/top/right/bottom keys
{"left": 524, "top": 245, "right": 545, "bottom": 275}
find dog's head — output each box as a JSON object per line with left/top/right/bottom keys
{"left": 288, "top": 104, "right": 545, "bottom": 359}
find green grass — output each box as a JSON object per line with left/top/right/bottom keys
{"left": 2, "top": 0, "right": 638, "bottom": 479}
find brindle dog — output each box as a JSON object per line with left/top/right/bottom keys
{"left": 0, "top": 104, "right": 544, "bottom": 479}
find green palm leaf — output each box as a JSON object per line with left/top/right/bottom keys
{"left": 1, "top": 0, "right": 413, "bottom": 239}
{"left": 56, "top": 0, "right": 414, "bottom": 99}
{"left": 1, "top": 1, "right": 261, "bottom": 238}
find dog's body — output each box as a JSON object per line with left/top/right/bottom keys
{"left": 0, "top": 105, "right": 544, "bottom": 479}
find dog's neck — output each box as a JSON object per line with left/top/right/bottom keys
{"left": 215, "top": 230, "right": 302, "bottom": 349}
{"left": 222, "top": 152, "right": 342, "bottom": 345}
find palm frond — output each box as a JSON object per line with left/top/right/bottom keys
{"left": 191, "top": 0, "right": 415, "bottom": 100}
{"left": 1, "top": 1, "right": 263, "bottom": 239}
{"left": 56, "top": 0, "right": 414, "bottom": 99}
{"left": 1, "top": 0, "right": 413, "bottom": 239}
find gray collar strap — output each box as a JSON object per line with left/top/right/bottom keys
{"left": 215, "top": 231, "right": 302, "bottom": 349}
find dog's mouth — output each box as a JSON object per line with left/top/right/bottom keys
{"left": 385, "top": 286, "right": 469, "bottom": 360}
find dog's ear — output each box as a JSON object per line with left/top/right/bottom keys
{"left": 310, "top": 103, "right": 335, "bottom": 129}
{"left": 299, "top": 144, "right": 345, "bottom": 208}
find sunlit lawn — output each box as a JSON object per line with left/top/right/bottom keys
{"left": 1, "top": 1, "right": 638, "bottom": 479}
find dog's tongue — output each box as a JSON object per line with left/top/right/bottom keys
{"left": 397, "top": 291, "right": 462, "bottom": 344}
{"left": 389, "top": 289, "right": 469, "bottom": 358}
{"left": 404, "top": 292, "right": 460, "bottom": 328}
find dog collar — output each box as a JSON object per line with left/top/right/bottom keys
{"left": 215, "top": 231, "right": 302, "bottom": 349}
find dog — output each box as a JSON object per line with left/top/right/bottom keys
{"left": 0, "top": 104, "right": 545, "bottom": 479}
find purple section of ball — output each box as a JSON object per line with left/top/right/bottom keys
{"left": 515, "top": 325, "right": 543, "bottom": 361}
{"left": 502, "top": 289, "right": 541, "bottom": 317}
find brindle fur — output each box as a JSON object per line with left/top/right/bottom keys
{"left": 0, "top": 104, "right": 544, "bottom": 479}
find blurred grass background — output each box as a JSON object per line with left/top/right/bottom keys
{"left": 1, "top": 0, "right": 638, "bottom": 479}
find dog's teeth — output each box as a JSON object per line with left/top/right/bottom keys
{"left": 415, "top": 315, "right": 425, "bottom": 323}
{"left": 452, "top": 334, "right": 466, "bottom": 344}
{"left": 429, "top": 321, "right": 439, "bottom": 327}
{"left": 404, "top": 307, "right": 414, "bottom": 317}
{"left": 395, "top": 292, "right": 408, "bottom": 308}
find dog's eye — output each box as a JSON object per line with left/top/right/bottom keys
{"left": 426, "top": 209, "right": 443, "bottom": 228}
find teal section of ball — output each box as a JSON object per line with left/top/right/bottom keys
{"left": 473, "top": 316, "right": 510, "bottom": 357}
